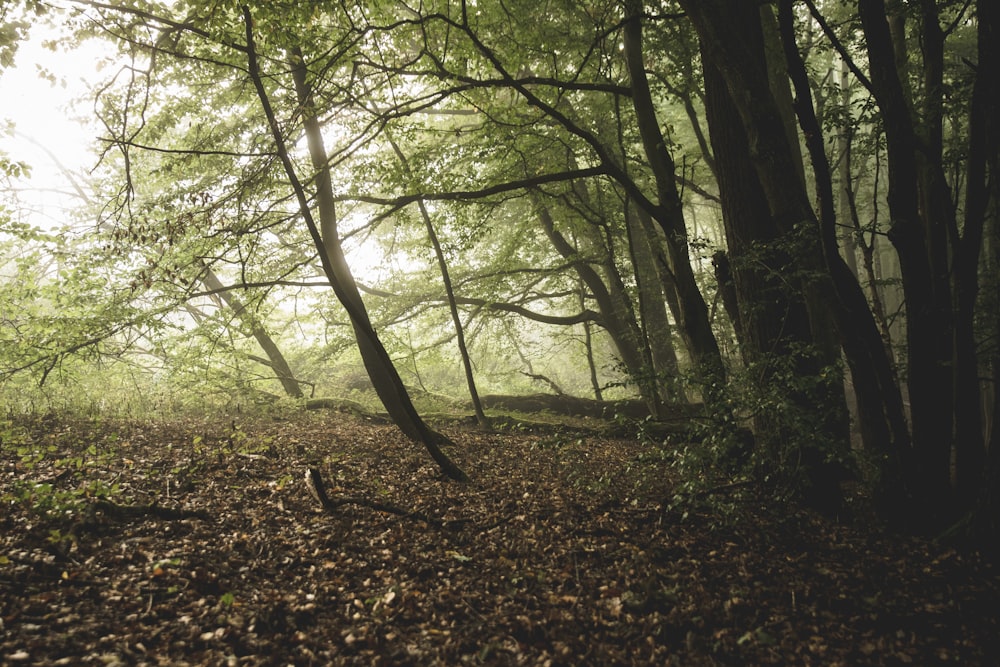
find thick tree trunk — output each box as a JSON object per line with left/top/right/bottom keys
{"left": 859, "top": 0, "right": 953, "bottom": 511}
{"left": 977, "top": 195, "right": 1000, "bottom": 545}
{"left": 241, "top": 8, "right": 467, "bottom": 481}
{"left": 678, "top": 0, "right": 913, "bottom": 511}
{"left": 622, "top": 0, "right": 726, "bottom": 400}
{"left": 967, "top": 0, "right": 1000, "bottom": 532}
{"left": 952, "top": 0, "right": 996, "bottom": 505}
{"left": 702, "top": 48, "right": 812, "bottom": 366}
{"left": 696, "top": 2, "right": 849, "bottom": 508}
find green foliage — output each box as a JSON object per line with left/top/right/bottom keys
{"left": 0, "top": 418, "right": 124, "bottom": 520}
{"left": 668, "top": 346, "right": 852, "bottom": 511}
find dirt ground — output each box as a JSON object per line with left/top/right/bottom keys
{"left": 2, "top": 412, "right": 998, "bottom": 665}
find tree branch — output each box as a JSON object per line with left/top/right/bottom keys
{"left": 336, "top": 166, "right": 608, "bottom": 208}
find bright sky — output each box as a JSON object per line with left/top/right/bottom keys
{"left": 0, "top": 13, "right": 392, "bottom": 282}
{"left": 1, "top": 21, "right": 109, "bottom": 229}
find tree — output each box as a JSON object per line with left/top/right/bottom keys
{"left": 197, "top": 264, "right": 304, "bottom": 399}
{"left": 387, "top": 135, "right": 490, "bottom": 428}
{"left": 243, "top": 9, "right": 468, "bottom": 481}
{"left": 42, "top": 1, "right": 469, "bottom": 479}
{"left": 11, "top": 0, "right": 995, "bottom": 542}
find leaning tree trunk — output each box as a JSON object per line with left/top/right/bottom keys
{"left": 199, "top": 264, "right": 303, "bottom": 399}
{"left": 533, "top": 197, "right": 658, "bottom": 410}
{"left": 546, "top": 128, "right": 669, "bottom": 411}
{"left": 241, "top": 8, "right": 467, "bottom": 481}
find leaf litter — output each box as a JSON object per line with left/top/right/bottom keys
{"left": 1, "top": 412, "right": 998, "bottom": 665}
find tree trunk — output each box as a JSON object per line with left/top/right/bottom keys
{"left": 199, "top": 265, "right": 303, "bottom": 399}
{"left": 241, "top": 8, "right": 467, "bottom": 481}
{"left": 775, "top": 0, "right": 911, "bottom": 511}
{"left": 554, "top": 120, "right": 673, "bottom": 409}
{"left": 678, "top": 0, "right": 913, "bottom": 511}
{"left": 976, "top": 184, "right": 1000, "bottom": 546}
{"left": 696, "top": 2, "right": 849, "bottom": 508}
{"left": 533, "top": 197, "right": 657, "bottom": 409}
{"left": 859, "top": 0, "right": 953, "bottom": 512}
{"left": 579, "top": 282, "right": 604, "bottom": 401}
{"left": 622, "top": 0, "right": 726, "bottom": 401}
{"left": 702, "top": 45, "right": 812, "bottom": 367}
{"left": 626, "top": 204, "right": 685, "bottom": 403}
{"left": 388, "top": 138, "right": 490, "bottom": 429}
{"left": 838, "top": 57, "right": 860, "bottom": 279}
{"left": 966, "top": 0, "right": 1000, "bottom": 530}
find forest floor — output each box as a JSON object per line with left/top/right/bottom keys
{"left": 1, "top": 411, "right": 998, "bottom": 666}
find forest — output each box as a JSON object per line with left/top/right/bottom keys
{"left": 1, "top": 0, "right": 999, "bottom": 664}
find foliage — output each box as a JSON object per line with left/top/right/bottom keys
{"left": 665, "top": 343, "right": 851, "bottom": 514}
{"left": 0, "top": 417, "right": 124, "bottom": 523}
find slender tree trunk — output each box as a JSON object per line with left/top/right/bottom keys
{"left": 632, "top": 205, "right": 685, "bottom": 356}
{"left": 199, "top": 265, "right": 303, "bottom": 399}
{"left": 838, "top": 57, "right": 860, "bottom": 279}
{"left": 843, "top": 135, "right": 896, "bottom": 362}
{"left": 625, "top": 205, "right": 685, "bottom": 403}
{"left": 579, "top": 283, "right": 604, "bottom": 401}
{"left": 388, "top": 138, "right": 489, "bottom": 429}
{"left": 241, "top": 7, "right": 467, "bottom": 481}
{"left": 711, "top": 251, "right": 741, "bottom": 342}
{"left": 622, "top": 210, "right": 664, "bottom": 409}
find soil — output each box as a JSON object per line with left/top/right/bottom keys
{"left": 1, "top": 412, "right": 998, "bottom": 666}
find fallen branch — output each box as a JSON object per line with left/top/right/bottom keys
{"left": 694, "top": 480, "right": 754, "bottom": 498}
{"left": 305, "top": 467, "right": 436, "bottom": 523}
{"left": 65, "top": 499, "right": 211, "bottom": 550}
{"left": 86, "top": 499, "right": 211, "bottom": 522}
{"left": 302, "top": 467, "right": 498, "bottom": 532}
